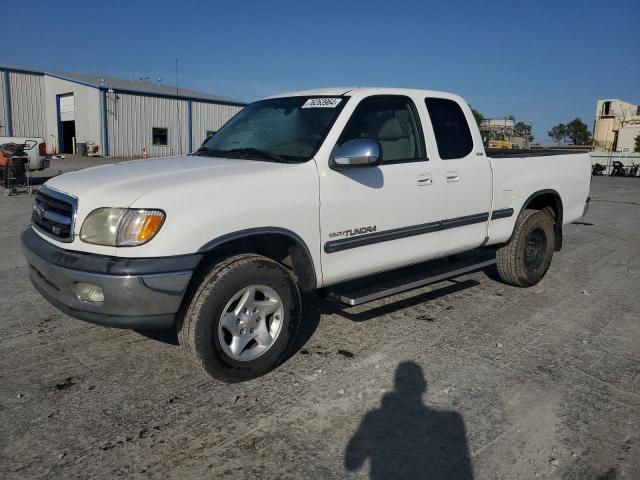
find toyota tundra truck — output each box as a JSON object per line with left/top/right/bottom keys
{"left": 21, "top": 88, "right": 591, "bottom": 381}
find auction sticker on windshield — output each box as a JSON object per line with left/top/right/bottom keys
{"left": 302, "top": 98, "right": 342, "bottom": 108}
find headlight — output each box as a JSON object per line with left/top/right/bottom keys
{"left": 80, "top": 208, "right": 165, "bottom": 246}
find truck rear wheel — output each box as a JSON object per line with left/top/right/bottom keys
{"left": 496, "top": 209, "right": 555, "bottom": 287}
{"left": 177, "top": 254, "right": 301, "bottom": 382}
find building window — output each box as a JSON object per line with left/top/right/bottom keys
{"left": 602, "top": 101, "right": 611, "bottom": 116}
{"left": 206, "top": 130, "right": 217, "bottom": 139}
{"left": 152, "top": 128, "right": 168, "bottom": 146}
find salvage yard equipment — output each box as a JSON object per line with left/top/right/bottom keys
{"left": 0, "top": 136, "right": 50, "bottom": 171}
{"left": 1, "top": 143, "right": 32, "bottom": 196}
{"left": 86, "top": 142, "right": 101, "bottom": 157}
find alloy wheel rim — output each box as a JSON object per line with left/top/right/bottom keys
{"left": 524, "top": 228, "right": 547, "bottom": 272}
{"left": 217, "top": 285, "right": 284, "bottom": 361}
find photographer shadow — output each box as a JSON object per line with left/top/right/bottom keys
{"left": 345, "top": 362, "right": 473, "bottom": 479}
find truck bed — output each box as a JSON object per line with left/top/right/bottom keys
{"left": 487, "top": 150, "right": 591, "bottom": 247}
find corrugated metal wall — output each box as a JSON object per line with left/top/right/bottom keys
{"left": 8, "top": 72, "right": 46, "bottom": 137}
{"left": 107, "top": 93, "right": 243, "bottom": 157}
{"left": 107, "top": 92, "right": 189, "bottom": 158}
{"left": 0, "top": 73, "right": 6, "bottom": 136}
{"left": 2, "top": 69, "right": 244, "bottom": 154}
{"left": 191, "top": 102, "right": 243, "bottom": 148}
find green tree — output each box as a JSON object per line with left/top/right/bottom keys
{"left": 566, "top": 118, "right": 592, "bottom": 145}
{"left": 514, "top": 121, "right": 534, "bottom": 141}
{"left": 634, "top": 134, "right": 640, "bottom": 152}
{"left": 548, "top": 124, "right": 568, "bottom": 143}
{"left": 471, "top": 108, "right": 484, "bottom": 126}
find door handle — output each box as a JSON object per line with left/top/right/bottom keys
{"left": 446, "top": 171, "right": 460, "bottom": 183}
{"left": 417, "top": 174, "right": 433, "bottom": 186}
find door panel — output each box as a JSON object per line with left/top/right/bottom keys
{"left": 424, "top": 97, "right": 492, "bottom": 255}
{"left": 318, "top": 95, "right": 441, "bottom": 286}
{"left": 319, "top": 163, "right": 441, "bottom": 285}
{"left": 59, "top": 94, "right": 75, "bottom": 121}
{"left": 438, "top": 155, "right": 492, "bottom": 254}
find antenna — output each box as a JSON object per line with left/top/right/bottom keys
{"left": 176, "top": 58, "right": 183, "bottom": 155}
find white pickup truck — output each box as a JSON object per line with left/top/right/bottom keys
{"left": 22, "top": 88, "right": 591, "bottom": 381}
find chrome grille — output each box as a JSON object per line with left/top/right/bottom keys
{"left": 32, "top": 187, "right": 77, "bottom": 242}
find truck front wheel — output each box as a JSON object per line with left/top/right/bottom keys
{"left": 496, "top": 209, "right": 555, "bottom": 287}
{"left": 177, "top": 254, "right": 301, "bottom": 382}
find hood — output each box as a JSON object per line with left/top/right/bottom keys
{"left": 45, "top": 155, "right": 283, "bottom": 208}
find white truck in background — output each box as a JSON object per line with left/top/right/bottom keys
{"left": 0, "top": 136, "right": 50, "bottom": 171}
{"left": 21, "top": 87, "right": 591, "bottom": 382}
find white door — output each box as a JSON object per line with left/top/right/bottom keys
{"left": 59, "top": 94, "right": 75, "bottom": 121}
{"left": 318, "top": 95, "right": 442, "bottom": 286}
{"left": 423, "top": 97, "right": 492, "bottom": 255}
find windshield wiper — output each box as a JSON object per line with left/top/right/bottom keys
{"left": 224, "top": 148, "right": 292, "bottom": 163}
{"left": 191, "top": 147, "right": 226, "bottom": 157}
{"left": 192, "top": 146, "right": 296, "bottom": 163}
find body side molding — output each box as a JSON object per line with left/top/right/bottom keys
{"left": 325, "top": 209, "right": 514, "bottom": 254}
{"left": 491, "top": 208, "right": 515, "bottom": 220}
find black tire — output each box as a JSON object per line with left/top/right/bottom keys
{"left": 496, "top": 209, "right": 555, "bottom": 287}
{"left": 177, "top": 254, "right": 301, "bottom": 382}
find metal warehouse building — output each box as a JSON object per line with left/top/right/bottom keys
{"left": 1, "top": 65, "right": 246, "bottom": 157}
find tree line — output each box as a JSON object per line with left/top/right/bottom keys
{"left": 471, "top": 109, "right": 533, "bottom": 141}
{"left": 471, "top": 107, "right": 640, "bottom": 150}
{"left": 472, "top": 108, "right": 593, "bottom": 146}
{"left": 547, "top": 118, "right": 592, "bottom": 145}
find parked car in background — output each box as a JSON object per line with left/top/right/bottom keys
{"left": 0, "top": 136, "right": 50, "bottom": 171}
{"left": 21, "top": 87, "right": 591, "bottom": 382}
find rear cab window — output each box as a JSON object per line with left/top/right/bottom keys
{"left": 425, "top": 98, "right": 473, "bottom": 160}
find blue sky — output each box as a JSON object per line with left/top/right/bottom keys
{"left": 3, "top": 0, "right": 639, "bottom": 142}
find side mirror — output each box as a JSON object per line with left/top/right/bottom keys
{"left": 331, "top": 139, "right": 381, "bottom": 170}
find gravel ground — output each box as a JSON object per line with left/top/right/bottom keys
{"left": 0, "top": 162, "right": 638, "bottom": 479}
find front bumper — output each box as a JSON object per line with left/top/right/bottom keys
{"left": 21, "top": 227, "right": 202, "bottom": 329}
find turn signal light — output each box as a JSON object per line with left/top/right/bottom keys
{"left": 138, "top": 213, "right": 165, "bottom": 242}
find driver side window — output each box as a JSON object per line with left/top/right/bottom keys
{"left": 338, "top": 96, "right": 425, "bottom": 164}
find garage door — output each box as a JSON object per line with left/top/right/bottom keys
{"left": 59, "top": 94, "right": 75, "bottom": 121}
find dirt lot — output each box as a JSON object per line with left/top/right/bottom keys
{"left": 1, "top": 161, "right": 638, "bottom": 479}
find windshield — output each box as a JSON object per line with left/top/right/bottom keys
{"left": 195, "top": 96, "right": 348, "bottom": 162}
